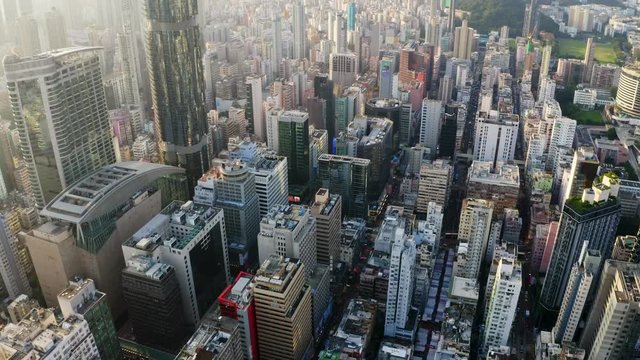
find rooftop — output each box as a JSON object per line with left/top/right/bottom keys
{"left": 468, "top": 161, "right": 520, "bottom": 187}
{"left": 261, "top": 204, "right": 309, "bottom": 231}
{"left": 124, "top": 255, "right": 174, "bottom": 281}
{"left": 177, "top": 315, "right": 240, "bottom": 359}
{"left": 219, "top": 272, "right": 254, "bottom": 309}
{"left": 254, "top": 256, "right": 302, "bottom": 290}
{"left": 311, "top": 189, "right": 341, "bottom": 216}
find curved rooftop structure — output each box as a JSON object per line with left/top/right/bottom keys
{"left": 41, "top": 162, "right": 184, "bottom": 225}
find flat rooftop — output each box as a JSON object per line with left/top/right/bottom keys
{"left": 254, "top": 256, "right": 301, "bottom": 290}
{"left": 261, "top": 204, "right": 309, "bottom": 231}
{"left": 468, "top": 161, "right": 520, "bottom": 187}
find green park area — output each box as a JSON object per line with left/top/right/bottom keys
{"left": 570, "top": 109, "right": 605, "bottom": 125}
{"left": 556, "top": 38, "right": 619, "bottom": 64}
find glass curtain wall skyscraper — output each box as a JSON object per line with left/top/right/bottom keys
{"left": 144, "top": 0, "right": 209, "bottom": 190}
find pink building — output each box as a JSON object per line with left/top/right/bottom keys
{"left": 539, "top": 221, "right": 559, "bottom": 274}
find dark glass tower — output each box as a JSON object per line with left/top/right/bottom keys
{"left": 144, "top": 0, "right": 209, "bottom": 190}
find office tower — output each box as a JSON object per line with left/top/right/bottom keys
{"left": 560, "top": 147, "right": 600, "bottom": 208}
{"left": 329, "top": 53, "right": 358, "bottom": 88}
{"left": 178, "top": 315, "right": 244, "bottom": 359}
{"left": 0, "top": 121, "right": 16, "bottom": 193}
{"left": 384, "top": 237, "right": 417, "bottom": 339}
{"left": 545, "top": 117, "right": 577, "bottom": 171}
{"left": 246, "top": 76, "right": 264, "bottom": 140}
{"left": 439, "top": 104, "right": 458, "bottom": 158}
{"left": 365, "top": 98, "right": 402, "bottom": 134}
{"left": 453, "top": 20, "right": 476, "bottom": 60}
{"left": 115, "top": 29, "right": 142, "bottom": 107}
{"left": 379, "top": 56, "right": 396, "bottom": 98}
{"left": 310, "top": 128, "right": 329, "bottom": 181}
{"left": 318, "top": 154, "right": 370, "bottom": 218}
{"left": 253, "top": 256, "right": 313, "bottom": 360}
{"left": 347, "top": 1, "right": 356, "bottom": 30}
{"left": 473, "top": 111, "right": 519, "bottom": 163}
{"left": 419, "top": 99, "right": 443, "bottom": 157}
{"left": 0, "top": 304, "right": 100, "bottom": 358}
{"left": 2, "top": 0, "right": 17, "bottom": 36}
{"left": 400, "top": 103, "right": 413, "bottom": 146}
{"left": 0, "top": 214, "right": 31, "bottom": 298}
{"left": 247, "top": 152, "right": 288, "bottom": 218}
{"left": 45, "top": 7, "right": 67, "bottom": 50}
{"left": 309, "top": 263, "right": 331, "bottom": 341}
{"left": 266, "top": 108, "right": 282, "bottom": 152}
{"left": 540, "top": 174, "right": 621, "bottom": 311}
{"left": 540, "top": 44, "right": 552, "bottom": 79}
{"left": 482, "top": 257, "right": 522, "bottom": 353}
{"left": 194, "top": 160, "right": 260, "bottom": 274}
{"left": 219, "top": 272, "right": 259, "bottom": 360}
{"left": 553, "top": 243, "right": 600, "bottom": 344}
{"left": 612, "top": 235, "right": 640, "bottom": 263}
{"left": 15, "top": 15, "right": 40, "bottom": 57}
{"left": 311, "top": 189, "right": 342, "bottom": 266}
{"left": 335, "top": 89, "right": 358, "bottom": 134}
{"left": 333, "top": 13, "right": 347, "bottom": 53}
{"left": 23, "top": 162, "right": 181, "bottom": 317}
{"left": 122, "top": 200, "right": 230, "bottom": 326}
{"left": 425, "top": 0, "right": 441, "bottom": 47}
{"left": 502, "top": 208, "right": 522, "bottom": 244}
{"left": 583, "top": 37, "right": 595, "bottom": 83}
{"left": 416, "top": 159, "right": 452, "bottom": 212}
{"left": 314, "top": 75, "right": 336, "bottom": 144}
{"left": 257, "top": 204, "right": 316, "bottom": 278}
{"left": 4, "top": 48, "right": 116, "bottom": 207}
{"left": 467, "top": 161, "right": 520, "bottom": 216}
{"left": 271, "top": 16, "right": 283, "bottom": 79}
{"left": 455, "top": 198, "right": 494, "bottom": 280}
{"left": 579, "top": 260, "right": 640, "bottom": 359}
{"left": 293, "top": 0, "right": 305, "bottom": 59}
{"left": 615, "top": 64, "right": 640, "bottom": 118}
{"left": 58, "top": 278, "right": 122, "bottom": 360}
{"left": 122, "top": 255, "right": 184, "bottom": 350}
{"left": 144, "top": 0, "right": 209, "bottom": 190}
{"left": 278, "top": 110, "right": 310, "bottom": 188}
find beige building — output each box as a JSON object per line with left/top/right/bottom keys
{"left": 467, "top": 161, "right": 519, "bottom": 217}
{"left": 254, "top": 256, "right": 313, "bottom": 360}
{"left": 22, "top": 162, "right": 183, "bottom": 319}
{"left": 417, "top": 159, "right": 452, "bottom": 213}
{"left": 310, "top": 189, "right": 342, "bottom": 266}
{"left": 454, "top": 198, "right": 494, "bottom": 281}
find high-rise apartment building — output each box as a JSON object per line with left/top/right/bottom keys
{"left": 583, "top": 37, "right": 595, "bottom": 83}
{"left": 57, "top": 278, "right": 122, "bottom": 360}
{"left": 278, "top": 110, "right": 310, "bottom": 190}
{"left": 24, "top": 162, "right": 182, "bottom": 317}
{"left": 453, "top": 20, "right": 476, "bottom": 60}
{"left": 122, "top": 200, "right": 230, "bottom": 326}
{"left": 545, "top": 117, "right": 577, "bottom": 172}
{"left": 473, "top": 111, "right": 519, "bottom": 163}
{"left": 44, "top": 7, "right": 67, "bottom": 50}
{"left": 122, "top": 255, "right": 184, "bottom": 350}
{"left": 482, "top": 258, "right": 522, "bottom": 353}
{"left": 330, "top": 53, "right": 358, "bottom": 88}
{"left": 253, "top": 256, "right": 313, "bottom": 360}
{"left": 467, "top": 161, "right": 520, "bottom": 216}
{"left": 0, "top": 214, "right": 30, "bottom": 298}
{"left": 15, "top": 15, "right": 40, "bottom": 56}
{"left": 194, "top": 160, "right": 260, "bottom": 274}
{"left": 615, "top": 63, "right": 640, "bottom": 118}
{"left": 144, "top": 0, "right": 209, "bottom": 189}
{"left": 455, "top": 198, "right": 494, "bottom": 280}
{"left": 385, "top": 237, "right": 417, "bottom": 340}
{"left": 416, "top": 159, "right": 452, "bottom": 212}
{"left": 311, "top": 189, "right": 342, "bottom": 266}
{"left": 257, "top": 204, "right": 316, "bottom": 278}
{"left": 219, "top": 272, "right": 259, "bottom": 360}
{"left": 553, "top": 243, "right": 600, "bottom": 344}
{"left": 540, "top": 174, "right": 621, "bottom": 311}
{"left": 293, "top": 0, "right": 306, "bottom": 59}
{"left": 4, "top": 48, "right": 116, "bottom": 207}
{"left": 246, "top": 76, "right": 265, "bottom": 140}
{"left": 419, "top": 99, "right": 443, "bottom": 157}
{"left": 271, "top": 16, "right": 283, "bottom": 79}
{"left": 318, "top": 154, "right": 371, "bottom": 218}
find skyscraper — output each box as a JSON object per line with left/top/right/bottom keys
{"left": 583, "top": 37, "right": 595, "bottom": 83}
{"left": 615, "top": 63, "right": 640, "bottom": 118}
{"left": 246, "top": 76, "right": 265, "bottom": 140}
{"left": 318, "top": 154, "right": 370, "bottom": 218}
{"left": 4, "top": 48, "right": 116, "bottom": 208}
{"left": 57, "top": 278, "right": 122, "bottom": 360}
{"left": 218, "top": 272, "right": 259, "bottom": 360}
{"left": 44, "top": 8, "right": 67, "bottom": 50}
{"left": 144, "top": 0, "right": 209, "bottom": 190}
{"left": 553, "top": 243, "right": 600, "bottom": 344}
{"left": 314, "top": 75, "right": 336, "bottom": 145}
{"left": 278, "top": 110, "right": 310, "bottom": 189}
{"left": 385, "top": 236, "right": 417, "bottom": 339}
{"left": 15, "top": 15, "right": 40, "bottom": 56}
{"left": 455, "top": 198, "right": 494, "bottom": 280}
{"left": 416, "top": 159, "right": 452, "bottom": 212}
{"left": 419, "top": 99, "right": 443, "bottom": 157}
{"left": 271, "top": 16, "right": 283, "bottom": 79}
{"left": 310, "top": 189, "right": 342, "bottom": 266}
{"left": 293, "top": 0, "right": 306, "bottom": 59}
{"left": 0, "top": 214, "right": 31, "bottom": 298}
{"left": 473, "top": 111, "right": 520, "bottom": 163}
{"left": 453, "top": 20, "right": 476, "bottom": 60}
{"left": 329, "top": 53, "right": 358, "bottom": 88}
{"left": 540, "top": 174, "right": 621, "bottom": 311}
{"left": 253, "top": 256, "right": 313, "bottom": 360}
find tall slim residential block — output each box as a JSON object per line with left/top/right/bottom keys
{"left": 416, "top": 160, "right": 452, "bottom": 212}
{"left": 246, "top": 76, "right": 265, "bottom": 140}
{"left": 144, "top": 0, "right": 209, "bottom": 190}
{"left": 330, "top": 53, "right": 358, "bottom": 88}
{"left": 579, "top": 261, "right": 640, "bottom": 359}
{"left": 194, "top": 160, "right": 260, "bottom": 274}
{"left": 278, "top": 110, "right": 310, "bottom": 187}
{"left": 219, "top": 272, "right": 259, "bottom": 360}
{"left": 271, "top": 16, "right": 283, "bottom": 79}
{"left": 482, "top": 258, "right": 522, "bottom": 353}
{"left": 311, "top": 189, "right": 342, "bottom": 266}
{"left": 24, "top": 163, "right": 182, "bottom": 317}
{"left": 583, "top": 37, "right": 595, "bottom": 83}
{"left": 545, "top": 117, "right": 576, "bottom": 172}
{"left": 44, "top": 7, "right": 67, "bottom": 50}
{"left": 257, "top": 204, "right": 316, "bottom": 279}
{"left": 121, "top": 200, "right": 230, "bottom": 326}
{"left": 253, "top": 256, "right": 313, "bottom": 360}
{"left": 57, "top": 278, "right": 122, "bottom": 360}
{"left": 4, "top": 48, "right": 116, "bottom": 207}
{"left": 540, "top": 174, "right": 621, "bottom": 311}
{"left": 453, "top": 20, "right": 476, "bottom": 60}
{"left": 419, "top": 99, "right": 444, "bottom": 157}
{"left": 266, "top": 108, "right": 282, "bottom": 152}
{"left": 455, "top": 198, "right": 494, "bottom": 281}
{"left": 553, "top": 243, "right": 600, "bottom": 344}
{"left": 318, "top": 154, "right": 370, "bottom": 218}
{"left": 15, "top": 16, "right": 40, "bottom": 56}
{"left": 473, "top": 111, "right": 519, "bottom": 163}
{"left": 385, "top": 237, "right": 417, "bottom": 340}
{"left": 122, "top": 255, "right": 184, "bottom": 351}
{"left": 293, "top": 0, "right": 306, "bottom": 59}
{"left": 0, "top": 214, "right": 31, "bottom": 298}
